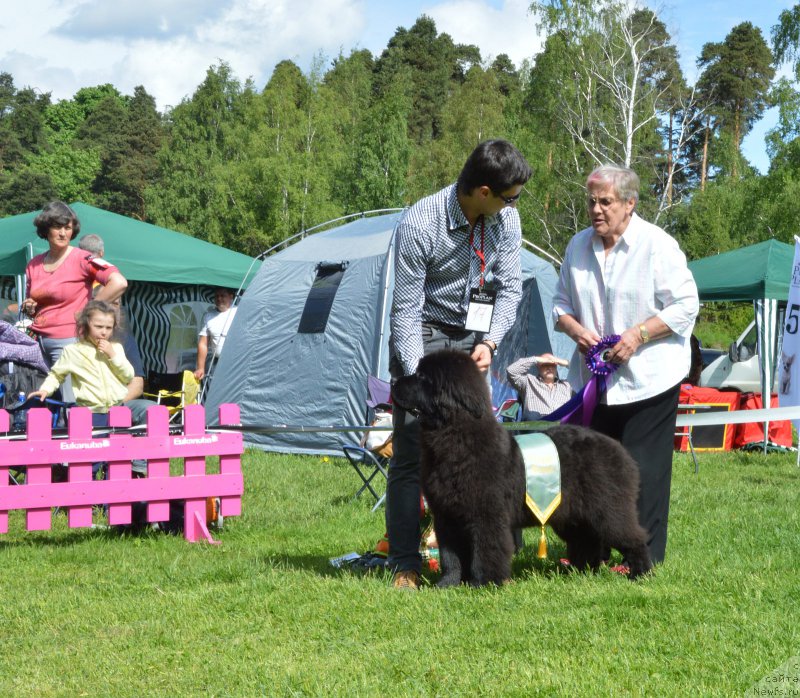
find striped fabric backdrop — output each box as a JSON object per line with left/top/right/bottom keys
{"left": 0, "top": 277, "right": 17, "bottom": 303}
{"left": 124, "top": 282, "right": 216, "bottom": 373}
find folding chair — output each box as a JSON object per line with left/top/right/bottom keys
{"left": 7, "top": 395, "right": 71, "bottom": 430}
{"left": 675, "top": 403, "right": 714, "bottom": 475}
{"left": 490, "top": 372, "right": 522, "bottom": 423}
{"left": 341, "top": 375, "right": 392, "bottom": 511}
{"left": 342, "top": 445, "right": 389, "bottom": 512}
{"left": 144, "top": 370, "right": 200, "bottom": 423}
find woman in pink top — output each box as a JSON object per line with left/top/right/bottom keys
{"left": 21, "top": 201, "right": 127, "bottom": 401}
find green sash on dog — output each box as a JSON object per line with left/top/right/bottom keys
{"left": 514, "top": 432, "right": 561, "bottom": 558}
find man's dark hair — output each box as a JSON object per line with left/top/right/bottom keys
{"left": 456, "top": 139, "right": 532, "bottom": 195}
{"left": 33, "top": 201, "right": 81, "bottom": 240}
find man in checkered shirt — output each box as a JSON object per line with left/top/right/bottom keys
{"left": 387, "top": 139, "right": 532, "bottom": 590}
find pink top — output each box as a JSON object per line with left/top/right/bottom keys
{"left": 26, "top": 248, "right": 119, "bottom": 339}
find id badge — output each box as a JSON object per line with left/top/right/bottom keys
{"left": 465, "top": 287, "right": 496, "bottom": 333}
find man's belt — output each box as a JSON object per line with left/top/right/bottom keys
{"left": 422, "top": 321, "right": 472, "bottom": 339}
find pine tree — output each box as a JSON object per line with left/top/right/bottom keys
{"left": 697, "top": 22, "right": 775, "bottom": 180}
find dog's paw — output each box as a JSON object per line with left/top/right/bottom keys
{"left": 436, "top": 575, "right": 461, "bottom": 588}
{"left": 464, "top": 579, "right": 509, "bottom": 588}
{"left": 626, "top": 564, "right": 654, "bottom": 581}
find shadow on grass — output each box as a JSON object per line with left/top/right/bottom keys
{"left": 256, "top": 548, "right": 641, "bottom": 589}
{"left": 330, "top": 493, "right": 358, "bottom": 506}
{"left": 256, "top": 540, "right": 578, "bottom": 584}
{"left": 0, "top": 525, "right": 116, "bottom": 549}
{"left": 329, "top": 493, "right": 386, "bottom": 509}
{"left": 513, "top": 546, "right": 567, "bottom": 579}
{"left": 0, "top": 516, "right": 191, "bottom": 549}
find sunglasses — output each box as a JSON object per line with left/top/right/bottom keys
{"left": 498, "top": 191, "right": 521, "bottom": 205}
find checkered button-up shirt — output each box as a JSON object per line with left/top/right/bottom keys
{"left": 390, "top": 184, "right": 522, "bottom": 376}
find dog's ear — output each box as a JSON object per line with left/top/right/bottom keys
{"left": 447, "top": 390, "right": 487, "bottom": 419}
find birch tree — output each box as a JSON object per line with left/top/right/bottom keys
{"left": 525, "top": 1, "right": 686, "bottom": 249}
{"left": 528, "top": 2, "right": 676, "bottom": 169}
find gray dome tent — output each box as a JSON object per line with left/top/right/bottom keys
{"left": 206, "top": 211, "right": 574, "bottom": 455}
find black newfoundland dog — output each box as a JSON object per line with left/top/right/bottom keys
{"left": 391, "top": 349, "right": 652, "bottom": 586}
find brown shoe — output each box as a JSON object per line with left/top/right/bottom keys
{"left": 392, "top": 570, "right": 421, "bottom": 591}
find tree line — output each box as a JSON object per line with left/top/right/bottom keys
{"left": 3, "top": 2, "right": 800, "bottom": 263}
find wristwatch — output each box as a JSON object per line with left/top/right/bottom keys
{"left": 639, "top": 324, "right": 650, "bottom": 344}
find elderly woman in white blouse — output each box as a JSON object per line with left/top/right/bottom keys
{"left": 552, "top": 164, "right": 699, "bottom": 566}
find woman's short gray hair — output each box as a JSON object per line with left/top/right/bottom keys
{"left": 586, "top": 165, "right": 640, "bottom": 204}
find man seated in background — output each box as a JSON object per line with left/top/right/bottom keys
{"left": 78, "top": 234, "right": 105, "bottom": 259}
{"left": 506, "top": 352, "right": 573, "bottom": 420}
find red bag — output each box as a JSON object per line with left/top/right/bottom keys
{"left": 733, "top": 393, "right": 792, "bottom": 449}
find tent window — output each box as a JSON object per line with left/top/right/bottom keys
{"left": 163, "top": 302, "right": 209, "bottom": 372}
{"left": 298, "top": 262, "right": 347, "bottom": 334}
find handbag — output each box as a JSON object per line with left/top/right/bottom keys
{"left": 360, "top": 408, "right": 393, "bottom": 458}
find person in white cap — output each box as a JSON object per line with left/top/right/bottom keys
{"left": 506, "top": 352, "right": 572, "bottom": 420}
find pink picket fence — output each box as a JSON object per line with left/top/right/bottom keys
{"left": 0, "top": 402, "right": 243, "bottom": 543}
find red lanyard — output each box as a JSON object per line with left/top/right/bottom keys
{"left": 468, "top": 216, "right": 486, "bottom": 289}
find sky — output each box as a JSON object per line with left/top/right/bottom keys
{"left": 0, "top": 0, "right": 796, "bottom": 173}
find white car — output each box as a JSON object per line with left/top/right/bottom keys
{"left": 699, "top": 320, "right": 778, "bottom": 393}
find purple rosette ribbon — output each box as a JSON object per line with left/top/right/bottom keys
{"left": 544, "top": 335, "right": 621, "bottom": 427}
{"left": 585, "top": 335, "right": 622, "bottom": 377}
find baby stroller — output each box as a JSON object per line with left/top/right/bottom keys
{"left": 0, "top": 321, "right": 50, "bottom": 406}
{"left": 0, "top": 321, "right": 68, "bottom": 483}
{"left": 0, "top": 320, "right": 53, "bottom": 424}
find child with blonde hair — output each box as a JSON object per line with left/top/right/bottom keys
{"left": 29, "top": 300, "right": 134, "bottom": 413}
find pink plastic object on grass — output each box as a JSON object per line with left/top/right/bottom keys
{"left": 0, "top": 403, "right": 243, "bottom": 543}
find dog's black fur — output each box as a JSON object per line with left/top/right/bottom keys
{"left": 391, "top": 349, "right": 652, "bottom": 586}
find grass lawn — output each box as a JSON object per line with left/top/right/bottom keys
{"left": 1, "top": 447, "right": 799, "bottom": 696}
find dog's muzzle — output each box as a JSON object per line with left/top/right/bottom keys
{"left": 390, "top": 378, "right": 422, "bottom": 418}
{"left": 391, "top": 393, "right": 420, "bottom": 418}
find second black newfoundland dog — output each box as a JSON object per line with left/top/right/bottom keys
{"left": 391, "top": 349, "right": 652, "bottom": 586}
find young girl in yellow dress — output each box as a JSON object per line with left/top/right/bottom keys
{"left": 29, "top": 300, "right": 134, "bottom": 415}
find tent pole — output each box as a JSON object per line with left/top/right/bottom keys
{"left": 373, "top": 237, "right": 396, "bottom": 381}
{"left": 755, "top": 298, "right": 777, "bottom": 455}
{"left": 14, "top": 274, "right": 25, "bottom": 318}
